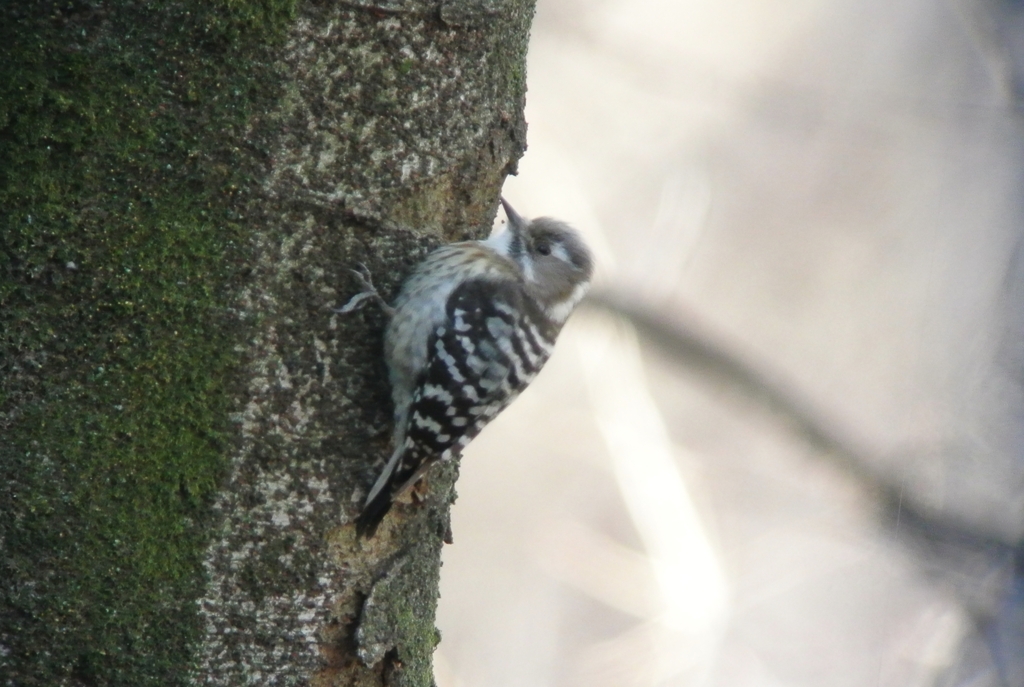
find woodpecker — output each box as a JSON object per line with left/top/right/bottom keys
{"left": 340, "top": 198, "right": 594, "bottom": 537}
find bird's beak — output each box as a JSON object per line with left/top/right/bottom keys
{"left": 500, "top": 197, "right": 527, "bottom": 234}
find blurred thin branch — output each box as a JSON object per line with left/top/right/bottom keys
{"left": 585, "top": 288, "right": 1024, "bottom": 682}
{"left": 583, "top": 288, "right": 1021, "bottom": 560}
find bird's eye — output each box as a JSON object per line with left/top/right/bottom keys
{"left": 535, "top": 241, "right": 552, "bottom": 256}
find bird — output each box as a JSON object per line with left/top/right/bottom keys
{"left": 338, "top": 198, "right": 594, "bottom": 537}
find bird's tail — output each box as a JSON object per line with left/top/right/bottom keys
{"left": 354, "top": 443, "right": 407, "bottom": 538}
{"left": 355, "top": 488, "right": 393, "bottom": 538}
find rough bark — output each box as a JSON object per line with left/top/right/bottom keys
{"left": 0, "top": 1, "right": 533, "bottom": 685}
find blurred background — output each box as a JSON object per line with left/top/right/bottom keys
{"left": 436, "top": 1, "right": 1024, "bottom": 685}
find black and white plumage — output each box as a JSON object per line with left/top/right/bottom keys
{"left": 346, "top": 198, "right": 594, "bottom": 537}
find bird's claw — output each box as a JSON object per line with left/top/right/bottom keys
{"left": 350, "top": 262, "right": 376, "bottom": 292}
{"left": 335, "top": 263, "right": 396, "bottom": 317}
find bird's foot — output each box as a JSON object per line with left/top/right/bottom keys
{"left": 335, "top": 263, "right": 396, "bottom": 317}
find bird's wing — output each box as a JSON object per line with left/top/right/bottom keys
{"left": 357, "top": 277, "right": 554, "bottom": 536}
{"left": 392, "top": 277, "right": 548, "bottom": 490}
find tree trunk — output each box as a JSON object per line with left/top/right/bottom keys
{"left": 0, "top": 1, "right": 533, "bottom": 685}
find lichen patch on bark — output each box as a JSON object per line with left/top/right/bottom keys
{"left": 189, "top": 2, "right": 533, "bottom": 685}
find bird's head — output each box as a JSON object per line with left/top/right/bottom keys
{"left": 491, "top": 198, "right": 594, "bottom": 324}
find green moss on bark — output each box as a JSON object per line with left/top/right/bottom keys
{"left": 0, "top": 1, "right": 295, "bottom": 684}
